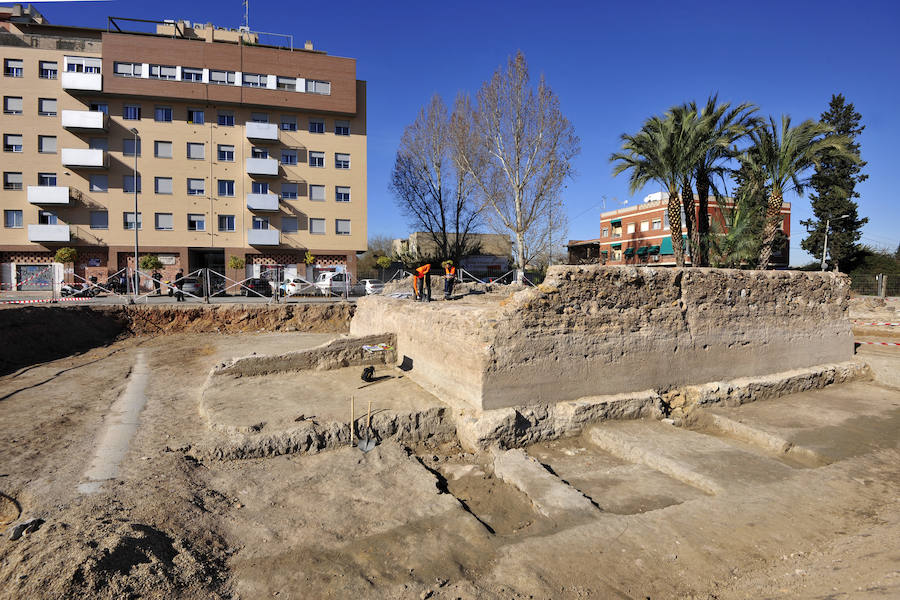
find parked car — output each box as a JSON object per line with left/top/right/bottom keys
{"left": 179, "top": 277, "right": 204, "bottom": 297}
{"left": 277, "top": 278, "right": 310, "bottom": 296}
{"left": 359, "top": 279, "right": 384, "bottom": 295}
{"left": 240, "top": 278, "right": 272, "bottom": 297}
{"left": 315, "top": 271, "right": 351, "bottom": 296}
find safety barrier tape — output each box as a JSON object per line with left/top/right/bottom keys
{"left": 855, "top": 340, "right": 900, "bottom": 346}
{"left": 0, "top": 297, "right": 93, "bottom": 305}
{"left": 852, "top": 321, "right": 899, "bottom": 326}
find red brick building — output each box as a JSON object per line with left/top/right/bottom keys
{"left": 567, "top": 193, "right": 791, "bottom": 267}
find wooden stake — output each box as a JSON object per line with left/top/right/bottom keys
{"left": 366, "top": 400, "right": 372, "bottom": 433}
{"left": 350, "top": 395, "right": 355, "bottom": 447}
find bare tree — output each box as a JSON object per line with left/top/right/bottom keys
{"left": 389, "top": 94, "right": 482, "bottom": 264}
{"left": 454, "top": 51, "right": 579, "bottom": 279}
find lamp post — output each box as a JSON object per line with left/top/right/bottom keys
{"left": 820, "top": 214, "right": 849, "bottom": 271}
{"left": 130, "top": 127, "right": 139, "bottom": 303}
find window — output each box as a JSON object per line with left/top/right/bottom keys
{"left": 4, "top": 134, "right": 23, "bottom": 152}
{"left": 65, "top": 56, "right": 100, "bottom": 73}
{"left": 282, "top": 216, "right": 298, "bottom": 233}
{"left": 335, "top": 153, "right": 350, "bottom": 169}
{"left": 89, "top": 175, "right": 107, "bottom": 192}
{"left": 39, "top": 61, "right": 57, "bottom": 79}
{"left": 217, "top": 144, "right": 234, "bottom": 161}
{"left": 336, "top": 219, "right": 351, "bottom": 235}
{"left": 187, "top": 109, "right": 204, "bottom": 125}
{"left": 3, "top": 172, "right": 23, "bottom": 190}
{"left": 187, "top": 214, "right": 205, "bottom": 231}
{"left": 251, "top": 181, "right": 269, "bottom": 194}
{"left": 336, "top": 186, "right": 351, "bottom": 202}
{"left": 154, "top": 177, "right": 173, "bottom": 194}
{"left": 281, "top": 183, "right": 298, "bottom": 199}
{"left": 123, "top": 137, "right": 141, "bottom": 156}
{"left": 123, "top": 175, "right": 141, "bottom": 193}
{"left": 626, "top": 223, "right": 636, "bottom": 234}
{"left": 281, "top": 149, "right": 297, "bottom": 165}
{"left": 217, "top": 111, "right": 234, "bottom": 126}
{"left": 310, "top": 184, "right": 325, "bottom": 201}
{"left": 3, "top": 96, "right": 22, "bottom": 115}
{"left": 90, "top": 210, "right": 107, "bottom": 229}
{"left": 187, "top": 178, "right": 205, "bottom": 195}
{"left": 612, "top": 225, "right": 622, "bottom": 238}
{"left": 155, "top": 213, "right": 174, "bottom": 230}
{"left": 309, "top": 151, "right": 324, "bottom": 168}
{"left": 38, "top": 98, "right": 57, "bottom": 116}
{"left": 4, "top": 210, "right": 23, "bottom": 228}
{"left": 114, "top": 62, "right": 142, "bottom": 77}
{"left": 4, "top": 59, "right": 23, "bottom": 77}
{"left": 123, "top": 211, "right": 142, "bottom": 230}
{"left": 182, "top": 67, "right": 203, "bottom": 82}
{"left": 601, "top": 227, "right": 608, "bottom": 238}
{"left": 154, "top": 106, "right": 173, "bottom": 122}
{"left": 89, "top": 138, "right": 108, "bottom": 151}
{"left": 310, "top": 218, "right": 325, "bottom": 234}
{"left": 148, "top": 64, "right": 177, "bottom": 80}
{"left": 335, "top": 120, "right": 350, "bottom": 136}
{"left": 243, "top": 73, "right": 266, "bottom": 87}
{"left": 251, "top": 147, "right": 268, "bottom": 159}
{"left": 209, "top": 70, "right": 235, "bottom": 85}
{"left": 652, "top": 219, "right": 662, "bottom": 230}
{"left": 38, "top": 136, "right": 56, "bottom": 154}
{"left": 309, "top": 118, "right": 324, "bottom": 134}
{"left": 38, "top": 173, "right": 57, "bottom": 186}
{"left": 250, "top": 112, "right": 269, "bottom": 123}
{"left": 305, "top": 79, "right": 331, "bottom": 95}
{"left": 218, "top": 215, "right": 235, "bottom": 231}
{"left": 276, "top": 76, "right": 296, "bottom": 90}
{"left": 89, "top": 102, "right": 108, "bottom": 114}
{"left": 217, "top": 179, "right": 234, "bottom": 196}
{"left": 280, "top": 115, "right": 297, "bottom": 131}
{"left": 123, "top": 104, "right": 141, "bottom": 120}
{"left": 39, "top": 210, "right": 58, "bottom": 225}
{"left": 154, "top": 141, "right": 172, "bottom": 158}
{"left": 251, "top": 216, "right": 269, "bottom": 230}
{"left": 614, "top": 249, "right": 622, "bottom": 261}
{"left": 186, "top": 142, "right": 205, "bottom": 159}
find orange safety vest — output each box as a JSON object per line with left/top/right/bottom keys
{"left": 415, "top": 264, "right": 431, "bottom": 278}
{"left": 444, "top": 266, "right": 456, "bottom": 277}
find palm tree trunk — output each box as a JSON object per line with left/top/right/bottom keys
{"left": 668, "top": 193, "right": 685, "bottom": 267}
{"left": 696, "top": 174, "right": 711, "bottom": 267}
{"left": 757, "top": 189, "right": 783, "bottom": 269}
{"left": 681, "top": 184, "right": 699, "bottom": 266}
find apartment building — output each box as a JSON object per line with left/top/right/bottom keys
{"left": 567, "top": 192, "right": 791, "bottom": 267}
{"left": 0, "top": 5, "right": 366, "bottom": 290}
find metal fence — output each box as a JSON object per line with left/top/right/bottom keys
{"left": 850, "top": 273, "right": 898, "bottom": 298}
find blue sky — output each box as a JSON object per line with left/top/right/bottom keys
{"left": 39, "top": 0, "right": 900, "bottom": 264}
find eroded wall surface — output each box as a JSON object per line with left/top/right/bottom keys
{"left": 351, "top": 266, "right": 854, "bottom": 411}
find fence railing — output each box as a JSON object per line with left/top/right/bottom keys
{"left": 850, "top": 273, "right": 897, "bottom": 298}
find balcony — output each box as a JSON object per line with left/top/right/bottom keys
{"left": 28, "top": 224, "right": 70, "bottom": 243}
{"left": 247, "top": 193, "right": 279, "bottom": 211}
{"left": 61, "top": 72, "right": 102, "bottom": 92}
{"left": 61, "top": 109, "right": 108, "bottom": 131}
{"left": 245, "top": 122, "right": 279, "bottom": 142}
{"left": 247, "top": 228, "right": 279, "bottom": 246}
{"left": 27, "top": 186, "right": 70, "bottom": 206}
{"left": 245, "top": 157, "right": 279, "bottom": 176}
{"left": 61, "top": 148, "right": 107, "bottom": 168}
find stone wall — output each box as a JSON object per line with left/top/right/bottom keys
{"left": 351, "top": 266, "right": 855, "bottom": 412}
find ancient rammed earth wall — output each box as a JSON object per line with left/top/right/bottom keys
{"left": 351, "top": 266, "right": 854, "bottom": 411}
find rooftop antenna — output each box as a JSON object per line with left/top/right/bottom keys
{"left": 242, "top": 0, "right": 249, "bottom": 29}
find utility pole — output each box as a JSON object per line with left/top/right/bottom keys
{"left": 820, "top": 214, "right": 849, "bottom": 271}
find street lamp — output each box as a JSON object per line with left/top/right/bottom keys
{"left": 130, "top": 127, "right": 139, "bottom": 303}
{"left": 820, "top": 214, "right": 850, "bottom": 271}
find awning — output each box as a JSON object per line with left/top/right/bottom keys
{"left": 636, "top": 246, "right": 649, "bottom": 256}
{"left": 611, "top": 243, "right": 622, "bottom": 249}
{"left": 659, "top": 236, "right": 687, "bottom": 255}
{"left": 609, "top": 218, "right": 622, "bottom": 226}
{"left": 600, "top": 250, "right": 608, "bottom": 256}
{"left": 648, "top": 245, "right": 660, "bottom": 254}
{"left": 624, "top": 248, "right": 635, "bottom": 257}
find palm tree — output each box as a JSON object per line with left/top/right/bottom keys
{"left": 611, "top": 112, "right": 696, "bottom": 267}
{"left": 708, "top": 193, "right": 765, "bottom": 268}
{"left": 683, "top": 97, "right": 759, "bottom": 266}
{"left": 743, "top": 116, "right": 857, "bottom": 268}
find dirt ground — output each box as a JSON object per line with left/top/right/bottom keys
{"left": 0, "top": 329, "right": 898, "bottom": 599}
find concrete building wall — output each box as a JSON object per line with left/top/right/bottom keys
{"left": 352, "top": 266, "right": 854, "bottom": 412}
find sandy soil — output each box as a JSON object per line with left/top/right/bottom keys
{"left": 0, "top": 330, "right": 898, "bottom": 599}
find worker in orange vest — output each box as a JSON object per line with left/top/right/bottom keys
{"left": 412, "top": 262, "right": 431, "bottom": 302}
{"left": 442, "top": 260, "right": 456, "bottom": 300}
